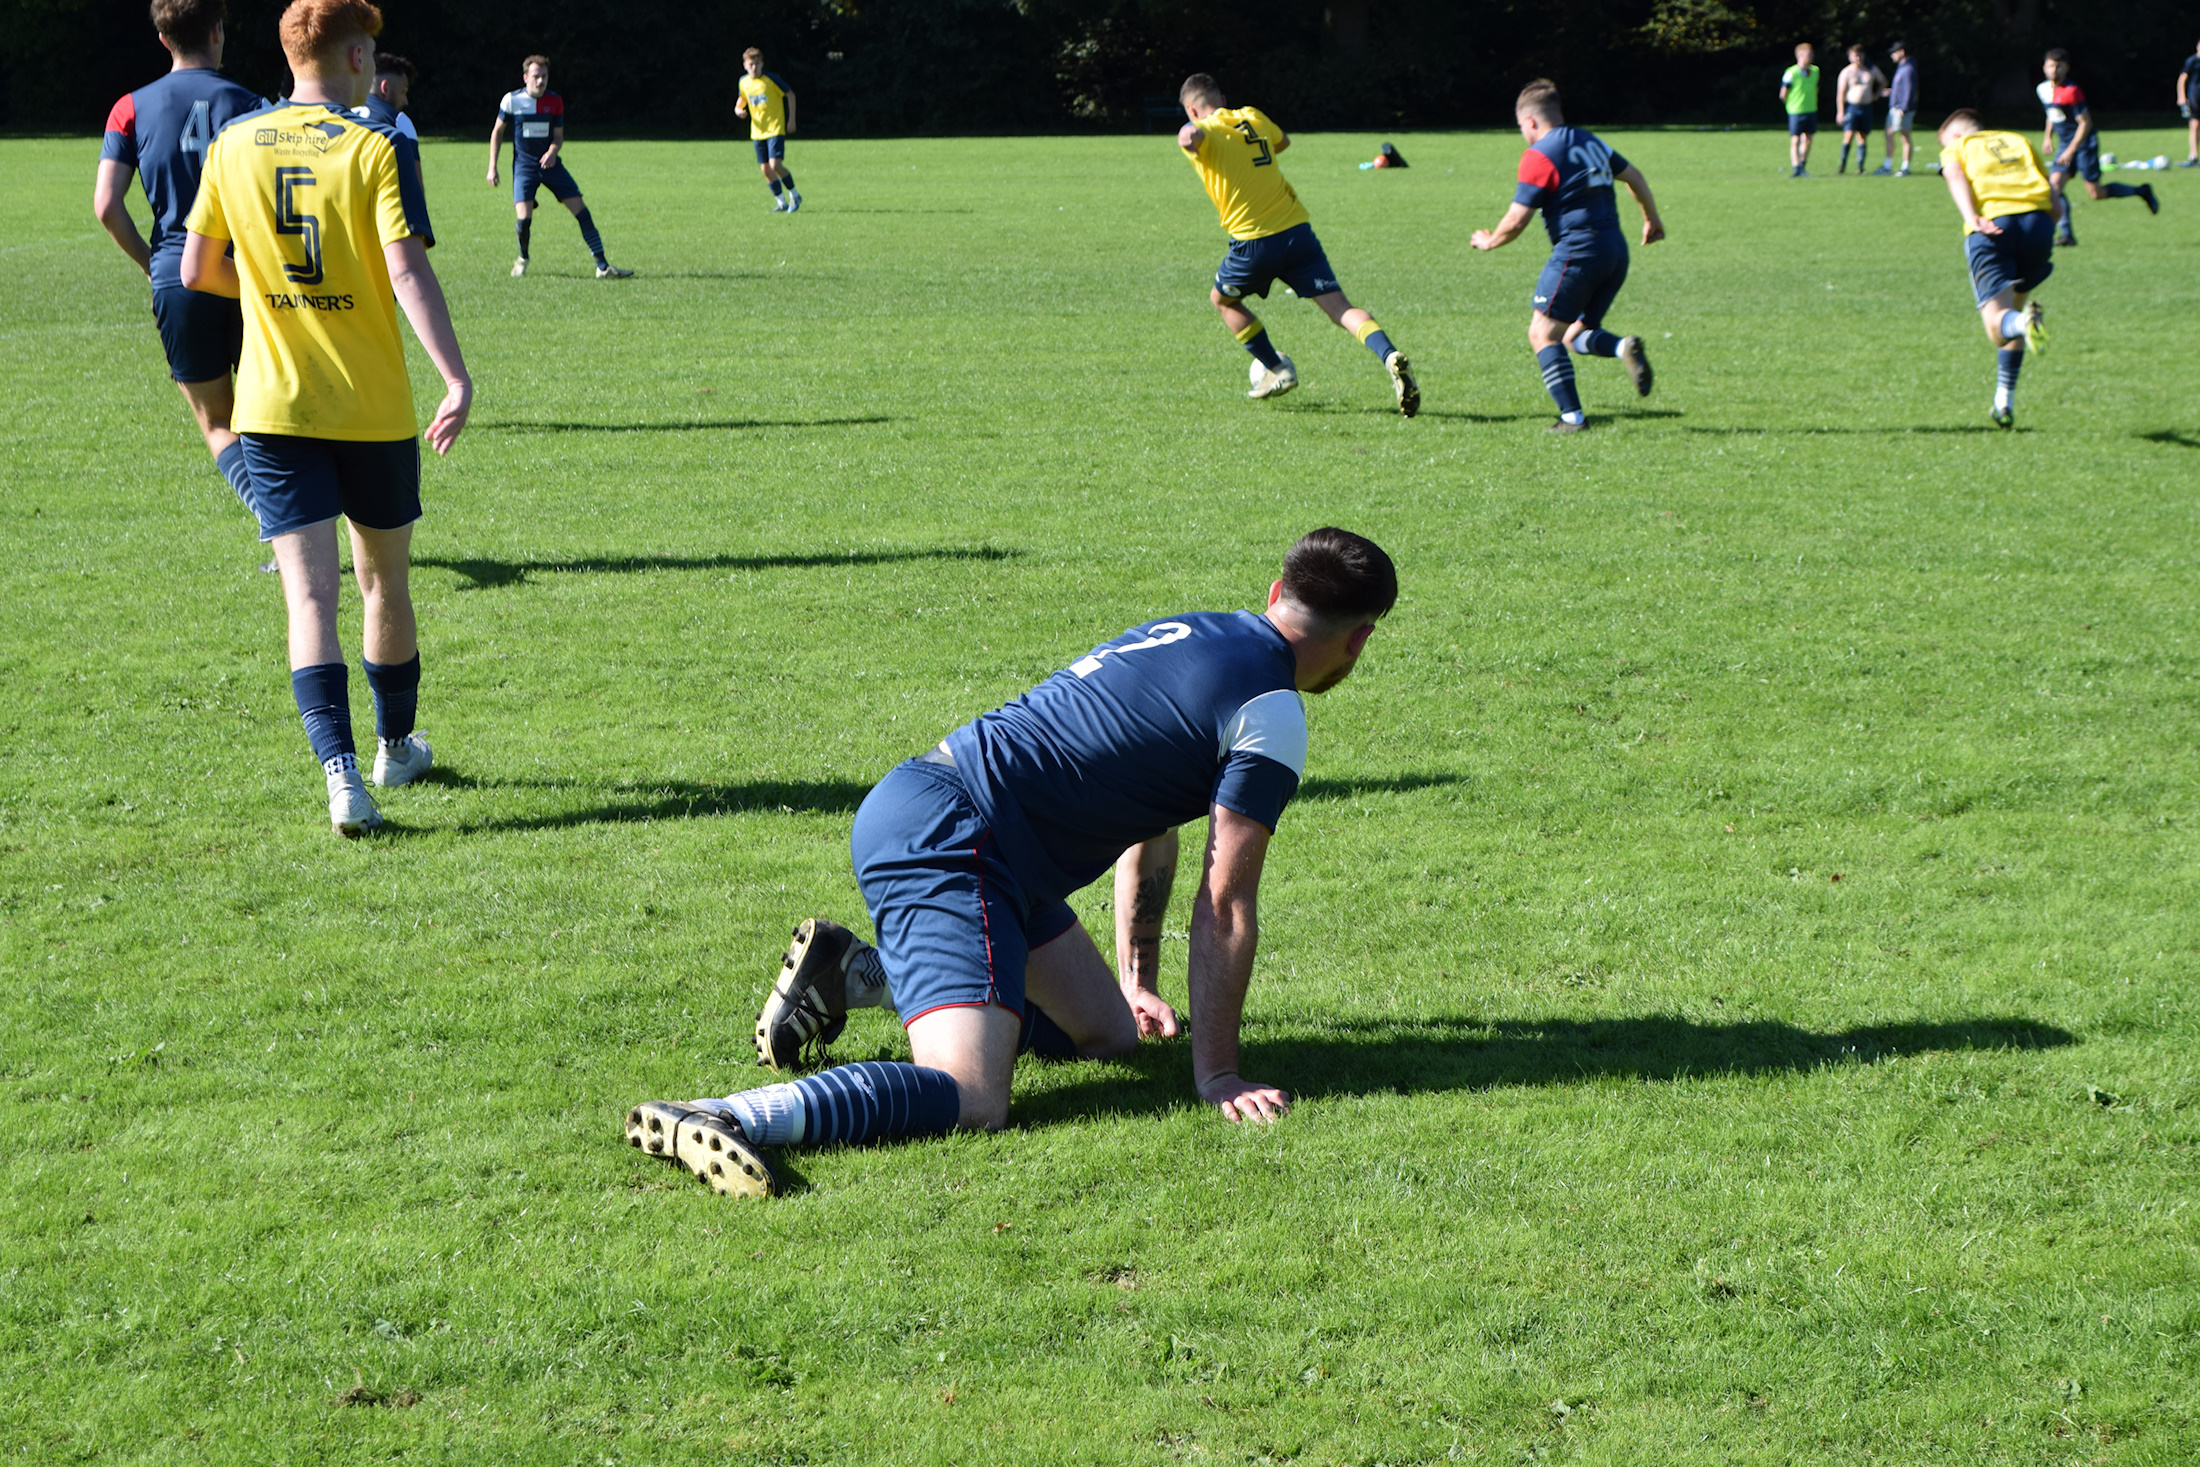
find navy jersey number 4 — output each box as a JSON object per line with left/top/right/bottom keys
{"left": 943, "top": 610, "right": 1307, "bottom": 904}
{"left": 101, "top": 69, "right": 268, "bottom": 291}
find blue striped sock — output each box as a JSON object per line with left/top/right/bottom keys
{"left": 362, "top": 653, "right": 420, "bottom": 742}
{"left": 1536, "top": 344, "right": 1584, "bottom": 419}
{"left": 1572, "top": 329, "right": 1623, "bottom": 357}
{"left": 574, "top": 208, "right": 608, "bottom": 267}
{"left": 1996, "top": 347, "right": 2023, "bottom": 396}
{"left": 291, "top": 663, "right": 355, "bottom": 770}
{"left": 719, "top": 1062, "right": 961, "bottom": 1147}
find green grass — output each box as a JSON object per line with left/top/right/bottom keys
{"left": 3, "top": 127, "right": 2197, "bottom": 1463}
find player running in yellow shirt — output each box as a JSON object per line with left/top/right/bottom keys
{"left": 181, "top": 0, "right": 471, "bottom": 835}
{"left": 736, "top": 48, "right": 799, "bottom": 212}
{"left": 1176, "top": 74, "right": 1417, "bottom": 415}
{"left": 1936, "top": 110, "right": 2054, "bottom": 429}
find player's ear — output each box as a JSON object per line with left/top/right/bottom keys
{"left": 1345, "top": 622, "right": 1377, "bottom": 657}
{"left": 1266, "top": 579, "right": 1285, "bottom": 610}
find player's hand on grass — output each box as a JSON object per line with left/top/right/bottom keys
{"left": 425, "top": 378, "right": 471, "bottom": 456}
{"left": 1200, "top": 1073, "right": 1290, "bottom": 1124}
{"left": 1123, "top": 984, "right": 1181, "bottom": 1040}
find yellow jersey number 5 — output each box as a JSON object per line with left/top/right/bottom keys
{"left": 1233, "top": 119, "right": 1273, "bottom": 166}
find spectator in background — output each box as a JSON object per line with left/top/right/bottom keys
{"left": 1876, "top": 42, "right": 1919, "bottom": 176}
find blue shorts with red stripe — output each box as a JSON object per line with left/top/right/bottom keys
{"left": 850, "top": 756, "right": 1080, "bottom": 1026}
{"left": 1533, "top": 237, "right": 1630, "bottom": 328}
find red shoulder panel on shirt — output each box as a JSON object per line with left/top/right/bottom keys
{"left": 1517, "top": 149, "right": 1561, "bottom": 189}
{"left": 105, "top": 92, "right": 136, "bottom": 135}
{"left": 2052, "top": 84, "right": 2086, "bottom": 107}
{"left": 541, "top": 94, "right": 565, "bottom": 116}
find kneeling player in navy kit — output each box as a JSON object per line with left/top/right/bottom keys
{"left": 94, "top": 0, "right": 269, "bottom": 533}
{"left": 626, "top": 529, "right": 1397, "bottom": 1197}
{"left": 1470, "top": 79, "right": 1667, "bottom": 432}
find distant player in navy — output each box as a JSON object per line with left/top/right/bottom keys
{"left": 355, "top": 53, "right": 432, "bottom": 246}
{"left": 1470, "top": 79, "right": 1667, "bottom": 433}
{"left": 1875, "top": 42, "right": 1919, "bottom": 176}
{"left": 625, "top": 529, "right": 1397, "bottom": 1198}
{"left": 2180, "top": 39, "right": 2200, "bottom": 167}
{"left": 486, "top": 55, "right": 631, "bottom": 278}
{"left": 93, "top": 0, "right": 268, "bottom": 533}
{"left": 2039, "top": 48, "right": 2158, "bottom": 247}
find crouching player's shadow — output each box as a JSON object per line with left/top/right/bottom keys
{"left": 1012, "top": 1012, "right": 2076, "bottom": 1126}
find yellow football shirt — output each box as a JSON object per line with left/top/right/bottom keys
{"left": 1940, "top": 131, "right": 2054, "bottom": 232}
{"left": 1184, "top": 106, "right": 1310, "bottom": 241}
{"left": 739, "top": 73, "right": 790, "bottom": 139}
{"left": 185, "top": 102, "right": 425, "bottom": 440}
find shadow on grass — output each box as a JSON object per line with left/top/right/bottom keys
{"left": 478, "top": 415, "right": 890, "bottom": 434}
{"left": 2139, "top": 429, "right": 2200, "bottom": 450}
{"left": 425, "top": 775, "right": 874, "bottom": 832}
{"left": 1684, "top": 424, "right": 2022, "bottom": 437}
{"left": 1011, "top": 1012, "right": 2076, "bottom": 1126}
{"left": 1296, "top": 772, "right": 1466, "bottom": 801}
{"left": 416, "top": 544, "right": 1014, "bottom": 590}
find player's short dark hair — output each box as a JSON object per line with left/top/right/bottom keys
{"left": 1515, "top": 79, "right": 1563, "bottom": 122}
{"left": 2044, "top": 47, "right": 2069, "bottom": 64}
{"left": 1847, "top": 42, "right": 1864, "bottom": 54}
{"left": 1280, "top": 529, "right": 1397, "bottom": 628}
{"left": 151, "top": 0, "right": 225, "bottom": 49}
{"left": 375, "top": 52, "right": 415, "bottom": 81}
{"left": 523, "top": 53, "right": 550, "bottom": 72}
{"left": 278, "top": 0, "right": 381, "bottom": 64}
{"left": 1180, "top": 73, "right": 1224, "bottom": 107}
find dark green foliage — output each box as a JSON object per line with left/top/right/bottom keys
{"left": 10, "top": 0, "right": 2199, "bottom": 132}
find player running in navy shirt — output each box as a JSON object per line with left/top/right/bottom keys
{"left": 625, "top": 530, "right": 1397, "bottom": 1198}
{"left": 1470, "top": 79, "right": 1667, "bottom": 432}
{"left": 93, "top": 0, "right": 268, "bottom": 529}
{"left": 486, "top": 55, "right": 630, "bottom": 278}
{"left": 2039, "top": 49, "right": 2157, "bottom": 248}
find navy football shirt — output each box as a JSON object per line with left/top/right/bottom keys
{"left": 943, "top": 610, "right": 1307, "bottom": 904}
{"left": 354, "top": 93, "right": 435, "bottom": 247}
{"left": 1513, "top": 126, "right": 1631, "bottom": 247}
{"left": 100, "top": 68, "right": 267, "bottom": 291}
{"left": 498, "top": 89, "right": 565, "bottom": 164}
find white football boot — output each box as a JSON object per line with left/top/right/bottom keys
{"left": 327, "top": 765, "right": 382, "bottom": 837}
{"left": 1248, "top": 356, "right": 1299, "bottom": 400}
{"left": 371, "top": 732, "right": 433, "bottom": 788}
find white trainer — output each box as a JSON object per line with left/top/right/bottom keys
{"left": 595, "top": 263, "right": 634, "bottom": 279}
{"left": 510, "top": 256, "right": 528, "bottom": 277}
{"left": 327, "top": 767, "right": 382, "bottom": 837}
{"left": 786, "top": 190, "right": 802, "bottom": 212}
{"left": 371, "top": 732, "right": 433, "bottom": 788}
{"left": 1248, "top": 356, "right": 1299, "bottom": 400}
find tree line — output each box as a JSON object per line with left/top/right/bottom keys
{"left": 12, "top": 0, "right": 2194, "bottom": 134}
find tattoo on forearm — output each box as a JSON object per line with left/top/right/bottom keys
{"left": 1131, "top": 867, "right": 1175, "bottom": 926}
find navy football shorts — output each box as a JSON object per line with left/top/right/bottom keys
{"left": 2050, "top": 130, "right": 2100, "bottom": 183}
{"left": 1965, "top": 211, "right": 2056, "bottom": 306}
{"left": 1214, "top": 222, "right": 1341, "bottom": 301}
{"left": 151, "top": 285, "right": 242, "bottom": 384}
{"left": 241, "top": 434, "right": 422, "bottom": 542}
{"left": 1841, "top": 105, "right": 1874, "bottom": 132}
{"left": 752, "top": 136, "right": 786, "bottom": 165}
{"left": 1534, "top": 241, "right": 1630, "bottom": 328}
{"left": 513, "top": 161, "right": 583, "bottom": 204}
{"left": 1788, "top": 113, "right": 1818, "bottom": 136}
{"left": 851, "top": 757, "right": 1081, "bottom": 1026}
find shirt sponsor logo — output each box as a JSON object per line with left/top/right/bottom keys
{"left": 264, "top": 292, "right": 356, "bottom": 311}
{"left": 254, "top": 120, "right": 345, "bottom": 154}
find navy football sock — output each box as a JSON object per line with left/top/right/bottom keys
{"left": 362, "top": 653, "right": 420, "bottom": 743}
{"left": 717, "top": 1062, "right": 960, "bottom": 1147}
{"left": 2103, "top": 182, "right": 2137, "bottom": 199}
{"left": 778, "top": 170, "right": 796, "bottom": 191}
{"left": 515, "top": 216, "right": 531, "bottom": 259}
{"left": 291, "top": 663, "right": 356, "bottom": 771}
{"left": 768, "top": 177, "right": 783, "bottom": 196}
{"left": 1360, "top": 328, "right": 1395, "bottom": 361}
{"left": 1235, "top": 320, "right": 1284, "bottom": 370}
{"left": 1995, "top": 347, "right": 2023, "bottom": 410}
{"left": 1018, "top": 1005, "right": 1078, "bottom": 1061}
{"left": 574, "top": 208, "right": 607, "bottom": 267}
{"left": 1536, "top": 344, "right": 1584, "bottom": 420}
{"left": 1571, "top": 329, "right": 1624, "bottom": 357}
{"left": 214, "top": 440, "right": 258, "bottom": 518}
{"left": 1840, "top": 142, "right": 1852, "bottom": 171}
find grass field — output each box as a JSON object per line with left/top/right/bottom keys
{"left": 4, "top": 124, "right": 2198, "bottom": 1463}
